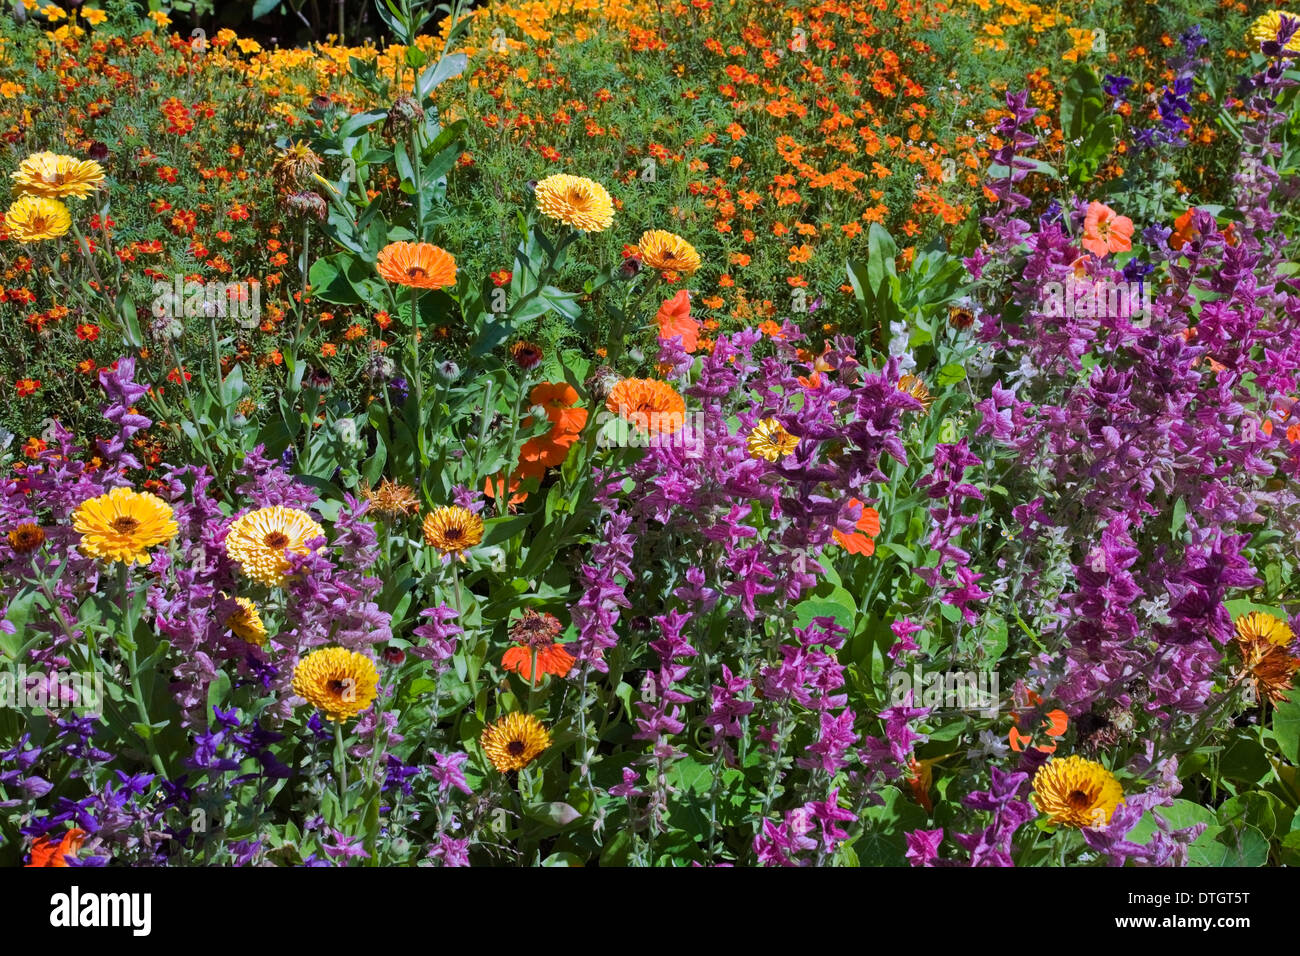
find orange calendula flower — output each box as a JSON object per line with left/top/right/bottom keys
{"left": 375, "top": 241, "right": 457, "bottom": 290}
{"left": 292, "top": 647, "right": 380, "bottom": 723}
{"left": 832, "top": 498, "right": 881, "bottom": 555}
{"left": 422, "top": 505, "right": 484, "bottom": 562}
{"left": 7, "top": 523, "right": 45, "bottom": 554}
{"left": 606, "top": 378, "right": 686, "bottom": 433}
{"left": 26, "top": 828, "right": 85, "bottom": 867}
{"left": 1081, "top": 201, "right": 1133, "bottom": 258}
{"left": 655, "top": 289, "right": 700, "bottom": 352}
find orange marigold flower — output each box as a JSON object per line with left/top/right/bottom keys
{"left": 375, "top": 241, "right": 457, "bottom": 290}
{"left": 606, "top": 378, "right": 686, "bottom": 433}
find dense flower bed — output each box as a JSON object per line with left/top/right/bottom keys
{"left": 1, "top": 0, "right": 1299, "bottom": 868}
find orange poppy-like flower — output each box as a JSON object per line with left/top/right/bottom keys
{"left": 375, "top": 241, "right": 457, "bottom": 290}
{"left": 832, "top": 498, "right": 881, "bottom": 555}
{"left": 606, "top": 378, "right": 686, "bottom": 433}
{"left": 528, "top": 382, "right": 588, "bottom": 435}
{"left": 26, "top": 828, "right": 85, "bottom": 867}
{"left": 487, "top": 384, "right": 587, "bottom": 503}
{"left": 1081, "top": 201, "right": 1133, "bottom": 258}
{"left": 1009, "top": 690, "right": 1069, "bottom": 753}
{"left": 502, "top": 610, "right": 574, "bottom": 681}
{"left": 503, "top": 643, "right": 575, "bottom": 681}
{"left": 1169, "top": 208, "right": 1199, "bottom": 251}
{"left": 655, "top": 289, "right": 700, "bottom": 353}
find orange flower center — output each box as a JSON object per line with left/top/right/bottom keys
{"left": 407, "top": 267, "right": 427, "bottom": 279}
{"left": 507, "top": 739, "right": 526, "bottom": 756}
{"left": 1066, "top": 789, "right": 1091, "bottom": 810}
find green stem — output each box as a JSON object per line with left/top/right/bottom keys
{"left": 334, "top": 719, "right": 349, "bottom": 812}
{"left": 120, "top": 563, "right": 166, "bottom": 778}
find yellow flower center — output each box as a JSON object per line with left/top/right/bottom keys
{"left": 111, "top": 516, "right": 141, "bottom": 534}
{"left": 507, "top": 740, "right": 526, "bottom": 756}
{"left": 263, "top": 531, "right": 290, "bottom": 549}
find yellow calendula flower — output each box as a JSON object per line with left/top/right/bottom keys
{"left": 292, "top": 647, "right": 379, "bottom": 722}
{"left": 3, "top": 195, "right": 71, "bottom": 242}
{"left": 747, "top": 417, "right": 799, "bottom": 461}
{"left": 73, "top": 487, "right": 178, "bottom": 566}
{"left": 11, "top": 152, "right": 106, "bottom": 199}
{"left": 1032, "top": 755, "right": 1124, "bottom": 828}
{"left": 1235, "top": 610, "right": 1294, "bottom": 648}
{"left": 638, "top": 229, "right": 701, "bottom": 277}
{"left": 224, "top": 505, "right": 324, "bottom": 587}
{"left": 1246, "top": 11, "right": 1300, "bottom": 54}
{"left": 422, "top": 506, "right": 484, "bottom": 562}
{"left": 225, "top": 597, "right": 268, "bottom": 646}
{"left": 481, "top": 712, "right": 551, "bottom": 772}
{"left": 534, "top": 174, "right": 615, "bottom": 233}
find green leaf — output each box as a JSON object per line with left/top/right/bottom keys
{"left": 524, "top": 801, "right": 582, "bottom": 828}
{"left": 936, "top": 363, "right": 966, "bottom": 386}
{"left": 416, "top": 53, "right": 468, "bottom": 103}
{"left": 1273, "top": 696, "right": 1300, "bottom": 765}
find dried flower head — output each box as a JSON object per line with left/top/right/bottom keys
{"left": 363, "top": 478, "right": 421, "bottom": 519}
{"left": 271, "top": 140, "right": 323, "bottom": 191}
